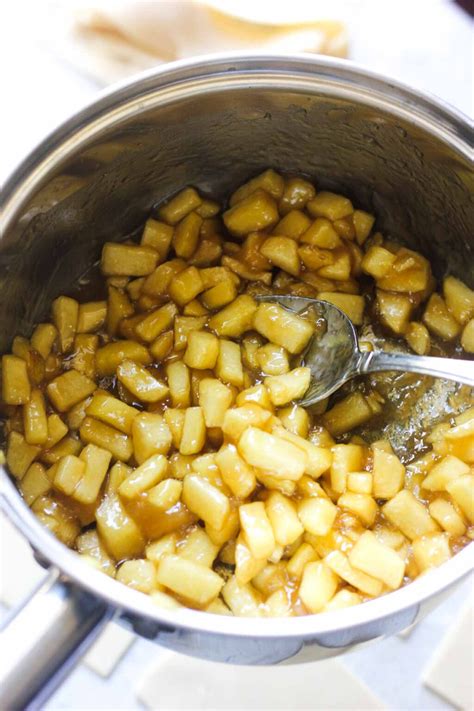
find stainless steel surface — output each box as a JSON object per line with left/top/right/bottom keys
{"left": 361, "top": 349, "right": 474, "bottom": 384}
{"left": 0, "top": 54, "right": 473, "bottom": 702}
{"left": 0, "top": 568, "right": 111, "bottom": 710}
{"left": 256, "top": 295, "right": 474, "bottom": 405}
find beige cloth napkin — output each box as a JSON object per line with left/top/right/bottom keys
{"left": 68, "top": 1, "right": 347, "bottom": 84}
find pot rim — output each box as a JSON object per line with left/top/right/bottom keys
{"left": 1, "top": 52, "right": 473, "bottom": 639}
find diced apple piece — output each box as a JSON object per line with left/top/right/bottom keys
{"left": 157, "top": 554, "right": 224, "bottom": 605}
{"left": 286, "top": 542, "right": 318, "bottom": 578}
{"left": 2, "top": 355, "right": 31, "bottom": 405}
{"left": 347, "top": 472, "right": 373, "bottom": 495}
{"left": 52, "top": 296, "right": 79, "bottom": 353}
{"left": 135, "top": 302, "right": 178, "bottom": 342}
{"left": 117, "top": 559, "right": 156, "bottom": 593}
{"left": 323, "top": 392, "right": 374, "bottom": 437}
{"left": 461, "top": 319, "right": 474, "bottom": 352}
{"left": 182, "top": 474, "right": 230, "bottom": 529}
{"left": 23, "top": 389, "right": 48, "bottom": 445}
{"left": 166, "top": 360, "right": 191, "bottom": 408}
{"left": 216, "top": 339, "right": 244, "bottom": 387}
{"left": 117, "top": 360, "right": 169, "bottom": 403}
{"left": 86, "top": 392, "right": 139, "bottom": 434}
{"left": 260, "top": 236, "right": 300, "bottom": 276}
{"left": 273, "top": 426, "right": 332, "bottom": 479}
{"left": 80, "top": 417, "right": 132, "bottom": 462}
{"left": 353, "top": 210, "right": 375, "bottom": 245}
{"left": 149, "top": 331, "right": 174, "bottom": 362}
{"left": 74, "top": 444, "right": 112, "bottom": 504}
{"left": 223, "top": 189, "right": 279, "bottom": 236}
{"left": 199, "top": 378, "right": 234, "bottom": 428}
{"left": 317, "top": 248, "right": 351, "bottom": 281}
{"left": 77, "top": 300, "right": 107, "bottom": 334}
{"left": 142, "top": 259, "right": 186, "bottom": 297}
{"left": 372, "top": 446, "right": 405, "bottom": 499}
{"left": 20, "top": 463, "right": 51, "bottom": 505}
{"left": 300, "top": 218, "right": 341, "bottom": 249}
{"left": 277, "top": 405, "right": 309, "bottom": 438}
{"left": 376, "top": 290, "right": 413, "bottom": 334}
{"left": 324, "top": 589, "right": 362, "bottom": 611}
{"left": 236, "top": 543, "right": 270, "bottom": 587}
{"left": 405, "top": 322, "right": 431, "bottom": 355}
{"left": 324, "top": 550, "right": 383, "bottom": 597}
{"left": 330, "top": 443, "right": 364, "bottom": 493}
{"left": 446, "top": 475, "right": 474, "bottom": 522}
{"left": 265, "top": 499, "right": 302, "bottom": 555}
{"left": 317, "top": 292, "right": 365, "bottom": 325}
{"left": 237, "top": 384, "right": 272, "bottom": 411}
{"left": 148, "top": 478, "right": 183, "bottom": 512}
{"left": 297, "top": 497, "right": 337, "bottom": 536}
{"left": 30, "top": 323, "right": 57, "bottom": 360}
{"left": 443, "top": 276, "right": 474, "bottom": 325}
{"left": 275, "top": 210, "right": 312, "bottom": 239}
{"left": 412, "top": 533, "right": 452, "bottom": 572}
{"left": 253, "top": 303, "right": 314, "bottom": 354}
{"left": 361, "top": 245, "right": 396, "bottom": 279}
{"left": 423, "top": 294, "right": 461, "bottom": 341}
{"left": 145, "top": 533, "right": 177, "bottom": 563}
{"left": 256, "top": 344, "right": 289, "bottom": 376}
{"left": 158, "top": 187, "right": 202, "bottom": 225}
{"left": 378, "top": 248, "right": 431, "bottom": 293}
{"left": 201, "top": 280, "right": 237, "bottom": 310}
{"left": 173, "top": 212, "right": 203, "bottom": 259}
{"left": 208, "top": 295, "right": 257, "bottom": 338}
{"left": 338, "top": 492, "right": 378, "bottom": 526}
{"left": 180, "top": 407, "right": 206, "bottom": 455}
{"left": 383, "top": 490, "right": 439, "bottom": 540}
{"left": 230, "top": 169, "right": 284, "bottom": 206}
{"left": 178, "top": 526, "right": 218, "bottom": 568}
{"left": 349, "top": 531, "right": 405, "bottom": 589}
{"left": 141, "top": 218, "right": 173, "bottom": 258}
{"left": 307, "top": 192, "right": 353, "bottom": 221}
{"left": 41, "top": 435, "right": 81, "bottom": 465}
{"left": 299, "top": 561, "right": 339, "bottom": 612}
{"left": 222, "top": 576, "right": 262, "bottom": 617}
{"left": 238, "top": 427, "right": 307, "bottom": 481}
{"left": 119, "top": 454, "right": 168, "bottom": 499}
{"left": 184, "top": 330, "right": 219, "bottom": 370}
{"left": 265, "top": 367, "right": 311, "bottom": 406}
{"left": 239, "top": 501, "right": 275, "bottom": 559}
{"left": 132, "top": 412, "right": 172, "bottom": 465}
{"left": 95, "top": 340, "right": 151, "bottom": 377}
{"left": 169, "top": 266, "right": 204, "bottom": 306}
{"left": 422, "top": 455, "right": 469, "bottom": 491}
{"left": 279, "top": 177, "right": 315, "bottom": 214}
{"left": 54, "top": 455, "right": 85, "bottom": 496}
{"left": 429, "top": 498, "right": 466, "bottom": 536}
{"left": 222, "top": 405, "right": 272, "bottom": 442}
{"left": 47, "top": 370, "right": 96, "bottom": 412}
{"left": 101, "top": 243, "right": 158, "bottom": 276}
{"left": 215, "top": 444, "right": 256, "bottom": 499}
{"left": 105, "top": 462, "right": 132, "bottom": 495}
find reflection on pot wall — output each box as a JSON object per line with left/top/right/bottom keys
{"left": 1, "top": 87, "right": 473, "bottom": 353}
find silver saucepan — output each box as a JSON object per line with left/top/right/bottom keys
{"left": 1, "top": 54, "right": 472, "bottom": 710}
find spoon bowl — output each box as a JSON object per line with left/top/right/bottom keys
{"left": 256, "top": 295, "right": 474, "bottom": 406}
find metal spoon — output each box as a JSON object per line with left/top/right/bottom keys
{"left": 256, "top": 295, "right": 474, "bottom": 406}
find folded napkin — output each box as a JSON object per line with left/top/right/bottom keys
{"left": 65, "top": 0, "right": 347, "bottom": 84}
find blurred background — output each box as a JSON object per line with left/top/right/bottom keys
{"left": 1, "top": 1, "right": 473, "bottom": 709}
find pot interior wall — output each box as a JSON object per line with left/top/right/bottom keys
{"left": 1, "top": 86, "right": 473, "bottom": 351}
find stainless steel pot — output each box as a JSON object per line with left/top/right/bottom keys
{"left": 1, "top": 54, "right": 473, "bottom": 710}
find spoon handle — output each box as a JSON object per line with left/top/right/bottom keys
{"left": 360, "top": 350, "right": 474, "bottom": 387}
